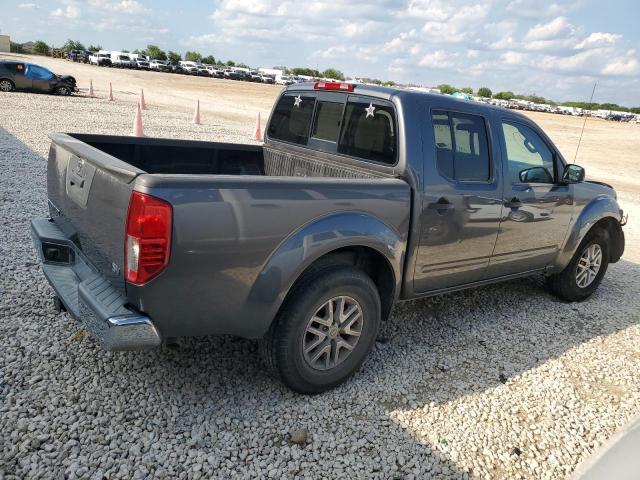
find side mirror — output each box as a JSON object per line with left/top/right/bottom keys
{"left": 562, "top": 164, "right": 585, "bottom": 183}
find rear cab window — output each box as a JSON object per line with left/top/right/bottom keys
{"left": 267, "top": 91, "right": 398, "bottom": 166}
{"left": 431, "top": 110, "right": 491, "bottom": 182}
{"left": 267, "top": 93, "right": 316, "bottom": 145}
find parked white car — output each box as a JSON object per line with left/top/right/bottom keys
{"left": 149, "top": 60, "right": 170, "bottom": 72}
{"left": 132, "top": 57, "right": 150, "bottom": 70}
{"left": 89, "top": 52, "right": 111, "bottom": 67}
{"left": 110, "top": 52, "right": 134, "bottom": 68}
{"left": 179, "top": 61, "right": 200, "bottom": 75}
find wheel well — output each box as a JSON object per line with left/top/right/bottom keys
{"left": 593, "top": 217, "right": 624, "bottom": 263}
{"left": 298, "top": 246, "right": 396, "bottom": 322}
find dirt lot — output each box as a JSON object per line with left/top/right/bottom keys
{"left": 1, "top": 54, "right": 639, "bottom": 479}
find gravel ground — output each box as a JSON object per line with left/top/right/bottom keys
{"left": 1, "top": 92, "right": 639, "bottom": 479}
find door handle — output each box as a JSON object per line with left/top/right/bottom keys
{"left": 504, "top": 197, "right": 523, "bottom": 209}
{"left": 427, "top": 198, "right": 454, "bottom": 213}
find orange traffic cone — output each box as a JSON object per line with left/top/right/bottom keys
{"left": 140, "top": 88, "right": 146, "bottom": 110}
{"left": 89, "top": 80, "right": 94, "bottom": 97}
{"left": 253, "top": 112, "right": 262, "bottom": 141}
{"left": 108, "top": 82, "right": 114, "bottom": 101}
{"left": 193, "top": 99, "right": 201, "bottom": 125}
{"left": 133, "top": 103, "right": 144, "bottom": 137}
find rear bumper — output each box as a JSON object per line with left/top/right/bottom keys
{"left": 31, "top": 218, "right": 161, "bottom": 350}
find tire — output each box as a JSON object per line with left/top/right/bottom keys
{"left": 547, "top": 227, "right": 609, "bottom": 302}
{"left": 0, "top": 79, "right": 15, "bottom": 92}
{"left": 260, "top": 264, "right": 381, "bottom": 394}
{"left": 56, "top": 86, "right": 71, "bottom": 96}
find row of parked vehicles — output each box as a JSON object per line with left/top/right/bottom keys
{"left": 71, "top": 50, "right": 276, "bottom": 83}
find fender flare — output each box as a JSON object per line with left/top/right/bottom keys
{"left": 246, "top": 212, "right": 406, "bottom": 336}
{"left": 555, "top": 195, "right": 623, "bottom": 270}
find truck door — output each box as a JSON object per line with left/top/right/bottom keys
{"left": 489, "top": 119, "right": 573, "bottom": 276}
{"left": 414, "top": 109, "right": 503, "bottom": 293}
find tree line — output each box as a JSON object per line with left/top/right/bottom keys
{"left": 437, "top": 85, "right": 639, "bottom": 113}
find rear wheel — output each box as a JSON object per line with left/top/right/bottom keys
{"left": 548, "top": 227, "right": 609, "bottom": 301}
{"left": 260, "top": 265, "right": 381, "bottom": 394}
{"left": 0, "top": 79, "right": 15, "bottom": 92}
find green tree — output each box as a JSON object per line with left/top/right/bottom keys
{"left": 291, "top": 67, "right": 321, "bottom": 77}
{"left": 225, "top": 60, "right": 236, "bottom": 66}
{"left": 382, "top": 81, "right": 396, "bottom": 87}
{"left": 32, "top": 40, "right": 50, "bottom": 56}
{"left": 146, "top": 44, "right": 167, "bottom": 60}
{"left": 185, "top": 51, "right": 202, "bottom": 62}
{"left": 62, "top": 39, "right": 85, "bottom": 53}
{"left": 322, "top": 68, "right": 345, "bottom": 80}
{"left": 461, "top": 87, "right": 473, "bottom": 94}
{"left": 10, "top": 42, "right": 24, "bottom": 53}
{"left": 201, "top": 55, "right": 216, "bottom": 64}
{"left": 438, "top": 84, "right": 457, "bottom": 95}
{"left": 87, "top": 45, "right": 102, "bottom": 52}
{"left": 477, "top": 87, "right": 492, "bottom": 98}
{"left": 167, "top": 51, "right": 182, "bottom": 63}
{"left": 493, "top": 91, "right": 515, "bottom": 100}
{"left": 236, "top": 62, "right": 249, "bottom": 68}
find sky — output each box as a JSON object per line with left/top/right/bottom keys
{"left": 4, "top": 0, "right": 640, "bottom": 105}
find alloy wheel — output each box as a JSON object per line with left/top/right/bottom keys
{"left": 302, "top": 296, "right": 363, "bottom": 371}
{"left": 0, "top": 80, "right": 13, "bottom": 92}
{"left": 576, "top": 244, "right": 602, "bottom": 288}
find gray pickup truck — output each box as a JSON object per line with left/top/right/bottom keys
{"left": 32, "top": 81, "right": 625, "bottom": 393}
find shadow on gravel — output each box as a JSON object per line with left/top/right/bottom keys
{"left": 3, "top": 126, "right": 638, "bottom": 478}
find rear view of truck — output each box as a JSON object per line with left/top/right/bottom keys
{"left": 32, "top": 134, "right": 166, "bottom": 350}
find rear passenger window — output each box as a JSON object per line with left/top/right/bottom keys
{"left": 338, "top": 99, "right": 397, "bottom": 164}
{"left": 431, "top": 110, "right": 490, "bottom": 181}
{"left": 311, "top": 101, "right": 343, "bottom": 142}
{"left": 267, "top": 94, "right": 316, "bottom": 145}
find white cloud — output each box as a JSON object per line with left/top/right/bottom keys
{"left": 601, "top": 57, "right": 640, "bottom": 76}
{"left": 501, "top": 51, "right": 527, "bottom": 65}
{"left": 50, "top": 4, "right": 79, "bottom": 18}
{"left": 18, "top": 2, "right": 39, "bottom": 9}
{"left": 418, "top": 49, "right": 457, "bottom": 68}
{"left": 524, "top": 16, "right": 574, "bottom": 41}
{"left": 575, "top": 32, "right": 622, "bottom": 50}
{"left": 506, "top": 0, "right": 576, "bottom": 18}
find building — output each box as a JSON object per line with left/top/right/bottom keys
{"left": 0, "top": 35, "right": 10, "bottom": 53}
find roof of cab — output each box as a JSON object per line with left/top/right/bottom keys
{"left": 284, "top": 81, "right": 529, "bottom": 120}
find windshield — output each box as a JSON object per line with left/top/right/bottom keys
{"left": 119, "top": 56, "right": 129, "bottom": 60}
{"left": 25, "top": 64, "right": 54, "bottom": 81}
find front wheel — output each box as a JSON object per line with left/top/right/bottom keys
{"left": 260, "top": 266, "right": 381, "bottom": 394}
{"left": 547, "top": 227, "right": 610, "bottom": 301}
{"left": 0, "top": 79, "right": 15, "bottom": 92}
{"left": 56, "top": 86, "right": 71, "bottom": 96}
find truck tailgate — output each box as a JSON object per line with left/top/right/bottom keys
{"left": 46, "top": 133, "right": 145, "bottom": 289}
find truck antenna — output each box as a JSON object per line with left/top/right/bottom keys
{"left": 573, "top": 81, "right": 597, "bottom": 163}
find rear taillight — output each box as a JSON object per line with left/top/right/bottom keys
{"left": 314, "top": 81, "right": 354, "bottom": 91}
{"left": 125, "top": 191, "right": 172, "bottom": 285}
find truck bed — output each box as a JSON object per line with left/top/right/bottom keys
{"left": 42, "top": 133, "right": 411, "bottom": 342}
{"left": 68, "top": 133, "right": 386, "bottom": 179}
